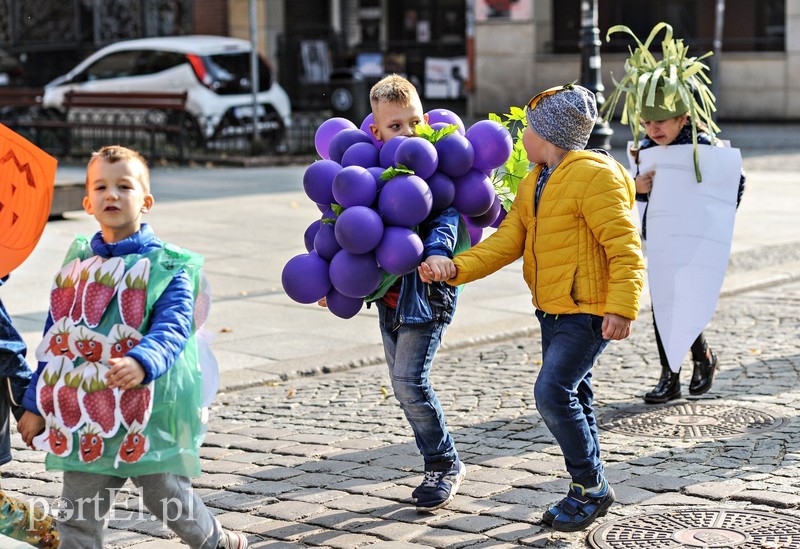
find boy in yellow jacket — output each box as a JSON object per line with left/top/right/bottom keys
{"left": 421, "top": 84, "right": 645, "bottom": 531}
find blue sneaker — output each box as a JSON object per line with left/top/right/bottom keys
{"left": 544, "top": 479, "right": 615, "bottom": 532}
{"left": 414, "top": 460, "right": 467, "bottom": 512}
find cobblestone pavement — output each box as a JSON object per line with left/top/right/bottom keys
{"left": 5, "top": 276, "right": 800, "bottom": 548}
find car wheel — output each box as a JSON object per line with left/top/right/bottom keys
{"left": 164, "top": 111, "right": 205, "bottom": 150}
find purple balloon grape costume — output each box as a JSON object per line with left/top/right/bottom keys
{"left": 282, "top": 112, "right": 514, "bottom": 313}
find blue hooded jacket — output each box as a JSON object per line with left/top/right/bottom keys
{"left": 21, "top": 224, "right": 194, "bottom": 414}
{"left": 373, "top": 206, "right": 464, "bottom": 329}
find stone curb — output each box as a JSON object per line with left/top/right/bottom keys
{"left": 217, "top": 261, "right": 800, "bottom": 392}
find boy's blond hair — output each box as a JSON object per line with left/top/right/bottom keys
{"left": 369, "top": 74, "right": 419, "bottom": 112}
{"left": 86, "top": 145, "right": 151, "bottom": 193}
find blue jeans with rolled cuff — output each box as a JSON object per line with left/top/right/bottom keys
{"left": 534, "top": 310, "right": 610, "bottom": 488}
{"left": 377, "top": 301, "right": 457, "bottom": 467}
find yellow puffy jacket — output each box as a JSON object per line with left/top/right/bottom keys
{"left": 450, "top": 151, "right": 645, "bottom": 320}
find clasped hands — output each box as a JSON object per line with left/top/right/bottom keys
{"left": 418, "top": 255, "right": 457, "bottom": 284}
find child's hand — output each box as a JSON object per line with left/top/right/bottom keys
{"left": 18, "top": 410, "right": 45, "bottom": 448}
{"left": 635, "top": 170, "right": 655, "bottom": 194}
{"left": 418, "top": 255, "right": 457, "bottom": 283}
{"left": 318, "top": 297, "right": 328, "bottom": 308}
{"left": 106, "top": 357, "right": 146, "bottom": 390}
{"left": 602, "top": 313, "right": 632, "bottom": 341}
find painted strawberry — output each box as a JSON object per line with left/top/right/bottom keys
{"left": 38, "top": 367, "right": 61, "bottom": 417}
{"left": 83, "top": 269, "right": 118, "bottom": 327}
{"left": 56, "top": 370, "right": 83, "bottom": 429}
{"left": 50, "top": 273, "right": 76, "bottom": 321}
{"left": 46, "top": 330, "right": 75, "bottom": 359}
{"left": 110, "top": 333, "right": 140, "bottom": 359}
{"left": 120, "top": 273, "right": 147, "bottom": 328}
{"left": 117, "top": 430, "right": 149, "bottom": 463}
{"left": 70, "top": 265, "right": 91, "bottom": 322}
{"left": 82, "top": 375, "right": 117, "bottom": 433}
{"left": 47, "top": 425, "right": 69, "bottom": 455}
{"left": 78, "top": 426, "right": 104, "bottom": 463}
{"left": 120, "top": 385, "right": 152, "bottom": 427}
{"left": 74, "top": 329, "right": 103, "bottom": 363}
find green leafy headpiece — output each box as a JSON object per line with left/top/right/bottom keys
{"left": 601, "top": 22, "right": 720, "bottom": 181}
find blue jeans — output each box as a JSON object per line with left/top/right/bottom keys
{"left": 377, "top": 301, "right": 457, "bottom": 466}
{"left": 534, "top": 310, "right": 609, "bottom": 488}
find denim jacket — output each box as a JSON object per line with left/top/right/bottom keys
{"left": 372, "top": 206, "right": 464, "bottom": 330}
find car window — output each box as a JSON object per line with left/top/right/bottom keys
{"left": 78, "top": 50, "right": 141, "bottom": 82}
{"left": 204, "top": 53, "right": 273, "bottom": 94}
{"left": 139, "top": 50, "right": 186, "bottom": 74}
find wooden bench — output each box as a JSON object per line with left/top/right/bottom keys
{"left": 0, "top": 87, "right": 43, "bottom": 109}
{"left": 61, "top": 91, "right": 191, "bottom": 162}
{"left": 1, "top": 90, "right": 192, "bottom": 163}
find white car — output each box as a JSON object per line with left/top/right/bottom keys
{"left": 41, "top": 35, "right": 291, "bottom": 142}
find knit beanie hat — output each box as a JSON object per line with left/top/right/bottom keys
{"left": 526, "top": 84, "right": 597, "bottom": 151}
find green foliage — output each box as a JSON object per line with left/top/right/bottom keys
{"left": 601, "top": 22, "right": 719, "bottom": 181}
{"left": 415, "top": 122, "right": 459, "bottom": 144}
{"left": 379, "top": 164, "right": 414, "bottom": 181}
{"left": 487, "top": 106, "right": 530, "bottom": 210}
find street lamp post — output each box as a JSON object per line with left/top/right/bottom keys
{"left": 579, "top": 0, "right": 613, "bottom": 149}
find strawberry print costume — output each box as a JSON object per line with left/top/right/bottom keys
{"left": 22, "top": 225, "right": 206, "bottom": 478}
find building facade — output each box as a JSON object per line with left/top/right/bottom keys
{"left": 2, "top": 0, "right": 796, "bottom": 120}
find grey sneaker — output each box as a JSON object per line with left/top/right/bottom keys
{"left": 415, "top": 459, "right": 466, "bottom": 512}
{"left": 217, "top": 529, "right": 249, "bottom": 549}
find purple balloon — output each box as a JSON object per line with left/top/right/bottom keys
{"left": 313, "top": 222, "right": 342, "bottom": 261}
{"left": 325, "top": 288, "right": 364, "bottom": 319}
{"left": 466, "top": 194, "right": 502, "bottom": 228}
{"left": 315, "top": 117, "right": 357, "bottom": 159}
{"left": 359, "top": 113, "right": 383, "bottom": 149}
{"left": 367, "top": 166, "right": 388, "bottom": 190}
{"left": 491, "top": 205, "right": 508, "bottom": 228}
{"left": 303, "top": 159, "right": 342, "bottom": 206}
{"left": 303, "top": 219, "right": 321, "bottom": 252}
{"left": 281, "top": 253, "right": 331, "bottom": 304}
{"left": 329, "top": 250, "right": 382, "bottom": 298}
{"left": 332, "top": 165, "right": 378, "bottom": 208}
{"left": 435, "top": 132, "right": 474, "bottom": 178}
{"left": 329, "top": 129, "right": 373, "bottom": 164}
{"left": 465, "top": 120, "right": 513, "bottom": 171}
{"left": 453, "top": 169, "right": 496, "bottom": 217}
{"left": 380, "top": 136, "right": 409, "bottom": 168}
{"left": 427, "top": 172, "right": 456, "bottom": 212}
{"left": 334, "top": 205, "right": 384, "bottom": 254}
{"left": 378, "top": 174, "right": 433, "bottom": 227}
{"left": 466, "top": 223, "right": 483, "bottom": 246}
{"left": 394, "top": 138, "right": 438, "bottom": 180}
{"left": 376, "top": 227, "right": 425, "bottom": 276}
{"left": 341, "top": 141, "right": 380, "bottom": 168}
{"left": 426, "top": 109, "right": 466, "bottom": 135}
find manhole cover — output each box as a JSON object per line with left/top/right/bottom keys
{"left": 598, "top": 402, "right": 784, "bottom": 439}
{"left": 589, "top": 508, "right": 800, "bottom": 548}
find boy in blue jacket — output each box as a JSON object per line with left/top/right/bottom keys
{"left": 17, "top": 146, "right": 247, "bottom": 549}
{"left": 322, "top": 75, "right": 467, "bottom": 511}
{"left": 368, "top": 75, "right": 466, "bottom": 511}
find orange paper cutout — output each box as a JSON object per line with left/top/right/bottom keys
{"left": 0, "top": 123, "right": 58, "bottom": 278}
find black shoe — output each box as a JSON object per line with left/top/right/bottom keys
{"left": 547, "top": 480, "right": 616, "bottom": 532}
{"left": 415, "top": 460, "right": 467, "bottom": 512}
{"left": 643, "top": 366, "right": 681, "bottom": 404}
{"left": 689, "top": 350, "right": 718, "bottom": 395}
